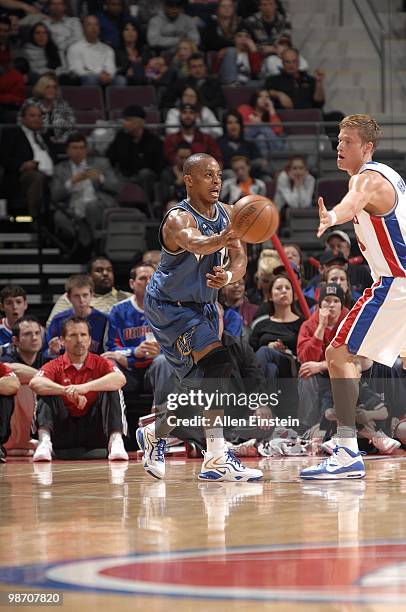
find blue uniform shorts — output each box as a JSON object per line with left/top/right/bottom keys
{"left": 144, "top": 293, "right": 219, "bottom": 382}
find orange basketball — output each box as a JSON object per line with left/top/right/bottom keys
{"left": 231, "top": 195, "right": 279, "bottom": 243}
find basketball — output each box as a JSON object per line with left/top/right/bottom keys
{"left": 231, "top": 195, "right": 279, "bottom": 243}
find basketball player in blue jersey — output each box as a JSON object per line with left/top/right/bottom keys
{"left": 137, "top": 153, "right": 263, "bottom": 481}
{"left": 301, "top": 114, "right": 406, "bottom": 480}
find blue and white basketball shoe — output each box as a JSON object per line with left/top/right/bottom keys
{"left": 136, "top": 424, "right": 166, "bottom": 480}
{"left": 198, "top": 448, "right": 263, "bottom": 482}
{"left": 300, "top": 446, "right": 365, "bottom": 479}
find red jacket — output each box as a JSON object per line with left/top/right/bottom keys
{"left": 297, "top": 306, "right": 349, "bottom": 363}
{"left": 0, "top": 69, "right": 26, "bottom": 106}
{"left": 164, "top": 129, "right": 223, "bottom": 165}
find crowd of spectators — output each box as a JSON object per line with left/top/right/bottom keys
{"left": 0, "top": 0, "right": 346, "bottom": 234}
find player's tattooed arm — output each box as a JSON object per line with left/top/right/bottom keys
{"left": 162, "top": 209, "right": 240, "bottom": 255}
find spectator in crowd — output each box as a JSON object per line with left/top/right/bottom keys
{"left": 274, "top": 155, "right": 315, "bottom": 210}
{"left": 250, "top": 273, "right": 303, "bottom": 387}
{"left": 325, "top": 229, "right": 372, "bottom": 293}
{"left": 144, "top": 54, "right": 176, "bottom": 88}
{"left": 238, "top": 88, "right": 285, "bottom": 156}
{"left": 67, "top": 15, "right": 125, "bottom": 86}
{"left": 245, "top": 0, "right": 291, "bottom": 55}
{"left": 296, "top": 283, "right": 349, "bottom": 432}
{"left": 221, "top": 155, "right": 266, "bottom": 204}
{"left": 142, "top": 249, "right": 161, "bottom": 268}
{"left": 159, "top": 140, "right": 191, "bottom": 204}
{"left": 47, "top": 256, "right": 131, "bottom": 324}
{"left": 1, "top": 315, "right": 47, "bottom": 456}
{"left": 46, "top": 0, "right": 83, "bottom": 71}
{"left": 23, "top": 22, "right": 62, "bottom": 82}
{"left": 30, "top": 316, "right": 128, "bottom": 462}
{"left": 170, "top": 38, "right": 197, "bottom": 78}
{"left": 147, "top": 0, "right": 200, "bottom": 54}
{"left": 247, "top": 248, "right": 281, "bottom": 304}
{"left": 217, "top": 109, "right": 261, "bottom": 172}
{"left": 219, "top": 277, "right": 258, "bottom": 338}
{"left": 97, "top": 0, "right": 129, "bottom": 49}
{"left": 136, "top": 0, "right": 161, "bottom": 29}
{"left": 45, "top": 274, "right": 108, "bottom": 357}
{"left": 0, "top": 285, "right": 28, "bottom": 353}
{"left": 282, "top": 242, "right": 304, "bottom": 272}
{"left": 321, "top": 266, "right": 356, "bottom": 308}
{"left": 165, "top": 85, "right": 222, "bottom": 138}
{"left": 0, "top": 56, "right": 29, "bottom": 122}
{"left": 0, "top": 362, "right": 20, "bottom": 462}
{"left": 163, "top": 103, "right": 223, "bottom": 165}
{"left": 29, "top": 73, "right": 75, "bottom": 153}
{"left": 115, "top": 20, "right": 148, "bottom": 85}
{"left": 202, "top": 0, "right": 241, "bottom": 52}
{"left": 260, "top": 32, "right": 308, "bottom": 78}
{"left": 51, "top": 132, "right": 120, "bottom": 247}
{"left": 218, "top": 26, "right": 262, "bottom": 86}
{"left": 0, "top": 100, "right": 53, "bottom": 217}
{"left": 161, "top": 52, "right": 225, "bottom": 112}
{"left": 103, "top": 263, "right": 160, "bottom": 399}
{"left": 266, "top": 47, "right": 325, "bottom": 110}
{"left": 107, "top": 105, "right": 164, "bottom": 206}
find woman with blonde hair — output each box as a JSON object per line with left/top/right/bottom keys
{"left": 247, "top": 249, "right": 282, "bottom": 304}
{"left": 29, "top": 73, "right": 75, "bottom": 152}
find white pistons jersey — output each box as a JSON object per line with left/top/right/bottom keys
{"left": 353, "top": 161, "right": 406, "bottom": 279}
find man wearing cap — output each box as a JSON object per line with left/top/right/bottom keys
{"left": 163, "top": 103, "right": 223, "bottom": 166}
{"left": 107, "top": 105, "right": 165, "bottom": 209}
{"left": 297, "top": 283, "right": 349, "bottom": 432}
{"left": 326, "top": 229, "right": 372, "bottom": 293}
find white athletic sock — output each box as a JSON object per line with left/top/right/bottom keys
{"left": 38, "top": 428, "right": 51, "bottom": 443}
{"left": 336, "top": 437, "right": 359, "bottom": 453}
{"left": 205, "top": 427, "right": 225, "bottom": 456}
{"left": 109, "top": 431, "right": 122, "bottom": 444}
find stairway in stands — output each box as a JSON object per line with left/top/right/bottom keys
{"left": 0, "top": 219, "right": 85, "bottom": 323}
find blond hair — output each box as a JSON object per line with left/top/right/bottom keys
{"left": 257, "top": 249, "right": 281, "bottom": 276}
{"left": 32, "top": 73, "right": 59, "bottom": 99}
{"left": 339, "top": 114, "right": 382, "bottom": 150}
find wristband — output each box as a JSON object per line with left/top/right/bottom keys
{"left": 225, "top": 271, "right": 233, "bottom": 285}
{"left": 329, "top": 210, "right": 337, "bottom": 226}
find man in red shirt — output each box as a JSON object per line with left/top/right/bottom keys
{"left": 0, "top": 361, "right": 20, "bottom": 462}
{"left": 30, "top": 316, "right": 128, "bottom": 462}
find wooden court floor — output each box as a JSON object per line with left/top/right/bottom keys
{"left": 1, "top": 454, "right": 406, "bottom": 611}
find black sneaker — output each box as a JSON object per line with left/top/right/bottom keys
{"left": 0, "top": 446, "right": 6, "bottom": 463}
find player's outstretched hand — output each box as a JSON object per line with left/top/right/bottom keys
{"left": 317, "top": 196, "right": 335, "bottom": 238}
{"left": 206, "top": 266, "right": 230, "bottom": 289}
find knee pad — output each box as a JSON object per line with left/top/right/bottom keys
{"left": 196, "top": 346, "right": 233, "bottom": 379}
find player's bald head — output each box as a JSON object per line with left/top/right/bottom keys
{"left": 183, "top": 153, "right": 217, "bottom": 176}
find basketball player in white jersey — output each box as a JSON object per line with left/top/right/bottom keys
{"left": 301, "top": 114, "right": 406, "bottom": 479}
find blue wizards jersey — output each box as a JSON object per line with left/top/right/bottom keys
{"left": 147, "top": 199, "right": 231, "bottom": 304}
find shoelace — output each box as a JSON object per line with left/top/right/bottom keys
{"left": 226, "top": 449, "right": 241, "bottom": 467}
{"left": 154, "top": 439, "right": 166, "bottom": 463}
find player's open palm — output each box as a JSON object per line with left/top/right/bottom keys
{"left": 317, "top": 197, "right": 334, "bottom": 237}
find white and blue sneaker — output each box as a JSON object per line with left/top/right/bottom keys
{"left": 136, "top": 424, "right": 166, "bottom": 480}
{"left": 198, "top": 448, "right": 263, "bottom": 482}
{"left": 300, "top": 446, "right": 365, "bottom": 480}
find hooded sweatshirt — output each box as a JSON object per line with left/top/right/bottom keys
{"left": 297, "top": 306, "right": 349, "bottom": 363}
